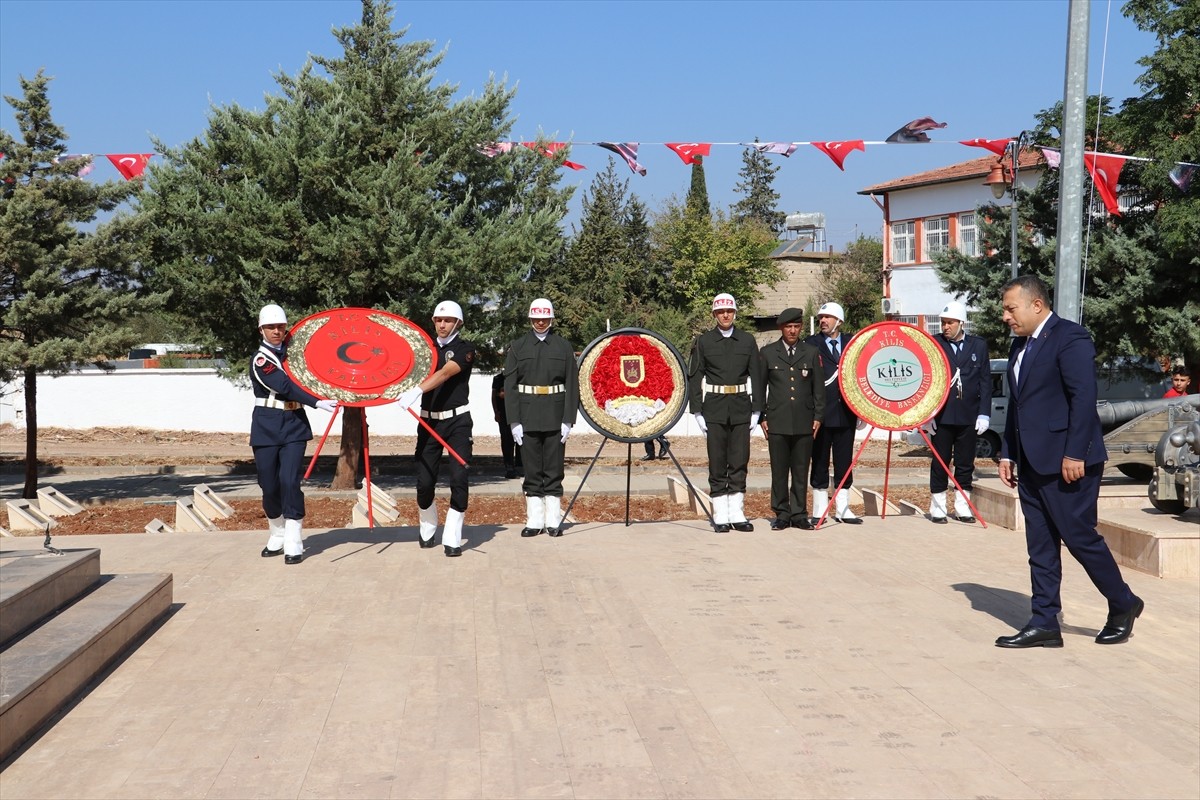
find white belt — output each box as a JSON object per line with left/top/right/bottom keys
{"left": 518, "top": 384, "right": 565, "bottom": 395}
{"left": 420, "top": 405, "right": 470, "bottom": 420}
{"left": 703, "top": 380, "right": 748, "bottom": 395}
{"left": 256, "top": 398, "right": 301, "bottom": 411}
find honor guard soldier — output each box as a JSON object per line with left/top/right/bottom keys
{"left": 688, "top": 292, "right": 764, "bottom": 532}
{"left": 759, "top": 308, "right": 825, "bottom": 530}
{"left": 504, "top": 298, "right": 580, "bottom": 537}
{"left": 922, "top": 301, "right": 990, "bottom": 524}
{"left": 251, "top": 304, "right": 338, "bottom": 564}
{"left": 396, "top": 301, "right": 476, "bottom": 557}
{"left": 806, "top": 301, "right": 863, "bottom": 524}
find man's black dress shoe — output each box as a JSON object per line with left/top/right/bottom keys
{"left": 770, "top": 519, "right": 790, "bottom": 531}
{"left": 657, "top": 441, "right": 671, "bottom": 459}
{"left": 1096, "top": 596, "right": 1144, "bottom": 644}
{"left": 930, "top": 515, "right": 948, "bottom": 525}
{"left": 261, "top": 546, "right": 283, "bottom": 558}
{"left": 838, "top": 516, "right": 863, "bottom": 525}
{"left": 713, "top": 523, "right": 731, "bottom": 533}
{"left": 418, "top": 536, "right": 437, "bottom": 549}
{"left": 732, "top": 521, "right": 754, "bottom": 532}
{"left": 284, "top": 553, "right": 303, "bottom": 565}
{"left": 995, "top": 625, "right": 1064, "bottom": 648}
{"left": 638, "top": 453, "right": 655, "bottom": 462}
{"left": 520, "top": 527, "right": 542, "bottom": 537}
{"left": 954, "top": 515, "right": 976, "bottom": 524}
{"left": 505, "top": 468, "right": 519, "bottom": 479}
{"left": 793, "top": 518, "right": 815, "bottom": 530}
{"left": 547, "top": 528, "right": 563, "bottom": 537}
{"left": 444, "top": 545, "right": 462, "bottom": 557}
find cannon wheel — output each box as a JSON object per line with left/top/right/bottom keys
{"left": 1148, "top": 478, "right": 1187, "bottom": 515}
{"left": 975, "top": 431, "right": 1001, "bottom": 461}
{"left": 1116, "top": 463, "right": 1154, "bottom": 481}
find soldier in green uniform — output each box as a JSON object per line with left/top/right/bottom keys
{"left": 688, "top": 292, "right": 764, "bottom": 532}
{"left": 504, "top": 298, "right": 580, "bottom": 537}
{"left": 759, "top": 308, "right": 825, "bottom": 530}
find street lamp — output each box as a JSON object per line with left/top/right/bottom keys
{"left": 982, "top": 130, "right": 1033, "bottom": 279}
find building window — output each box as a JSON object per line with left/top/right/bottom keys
{"left": 925, "top": 318, "right": 942, "bottom": 336}
{"left": 896, "top": 315, "right": 919, "bottom": 327}
{"left": 890, "top": 221, "right": 915, "bottom": 264}
{"left": 924, "top": 216, "right": 950, "bottom": 258}
{"left": 958, "top": 212, "right": 978, "bottom": 256}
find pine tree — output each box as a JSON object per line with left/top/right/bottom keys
{"left": 732, "top": 141, "right": 785, "bottom": 233}
{"left": 137, "top": 0, "right": 571, "bottom": 488}
{"left": 685, "top": 156, "right": 710, "bottom": 218}
{"left": 0, "top": 71, "right": 164, "bottom": 498}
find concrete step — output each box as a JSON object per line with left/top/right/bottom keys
{"left": 0, "top": 549, "right": 101, "bottom": 647}
{"left": 0, "top": 571, "right": 173, "bottom": 761}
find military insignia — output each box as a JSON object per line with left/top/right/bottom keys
{"left": 254, "top": 354, "right": 267, "bottom": 367}
{"left": 620, "top": 355, "right": 645, "bottom": 388}
{"left": 801, "top": 368, "right": 810, "bottom": 377}
{"left": 971, "top": 353, "right": 977, "bottom": 362}
{"left": 445, "top": 350, "right": 455, "bottom": 361}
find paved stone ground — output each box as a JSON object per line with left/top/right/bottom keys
{"left": 2, "top": 512, "right": 1197, "bottom": 799}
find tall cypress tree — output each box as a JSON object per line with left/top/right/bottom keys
{"left": 732, "top": 140, "right": 786, "bottom": 233}
{"left": 685, "top": 156, "right": 710, "bottom": 218}
{"left": 0, "top": 71, "right": 164, "bottom": 498}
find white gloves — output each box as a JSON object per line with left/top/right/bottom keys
{"left": 397, "top": 385, "right": 423, "bottom": 410}
{"left": 560, "top": 423, "right": 572, "bottom": 444}
{"left": 920, "top": 418, "right": 938, "bottom": 435}
{"left": 975, "top": 415, "right": 990, "bottom": 435}
{"left": 694, "top": 414, "right": 707, "bottom": 435}
{"left": 511, "top": 423, "right": 523, "bottom": 446}
{"left": 750, "top": 411, "right": 761, "bottom": 436}
{"left": 315, "top": 399, "right": 338, "bottom": 413}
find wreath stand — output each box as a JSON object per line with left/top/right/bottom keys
{"left": 562, "top": 437, "right": 715, "bottom": 528}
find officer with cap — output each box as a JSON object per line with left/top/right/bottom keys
{"left": 759, "top": 308, "right": 825, "bottom": 530}
{"left": 396, "top": 300, "right": 476, "bottom": 556}
{"left": 805, "top": 301, "right": 863, "bottom": 524}
{"left": 251, "top": 304, "right": 338, "bottom": 564}
{"left": 921, "top": 300, "right": 990, "bottom": 524}
{"left": 688, "top": 292, "right": 764, "bottom": 532}
{"left": 503, "top": 298, "right": 580, "bottom": 537}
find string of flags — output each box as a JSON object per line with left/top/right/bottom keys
{"left": 3, "top": 118, "right": 1194, "bottom": 217}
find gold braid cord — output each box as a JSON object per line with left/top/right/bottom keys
{"left": 578, "top": 332, "right": 687, "bottom": 440}
{"left": 840, "top": 324, "right": 949, "bottom": 431}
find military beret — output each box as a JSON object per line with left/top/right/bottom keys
{"left": 776, "top": 307, "right": 804, "bottom": 326}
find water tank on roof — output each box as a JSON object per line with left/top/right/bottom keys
{"left": 785, "top": 212, "right": 825, "bottom": 231}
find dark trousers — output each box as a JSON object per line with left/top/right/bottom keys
{"left": 810, "top": 424, "right": 855, "bottom": 491}
{"left": 768, "top": 432, "right": 814, "bottom": 521}
{"left": 929, "top": 422, "right": 976, "bottom": 492}
{"left": 254, "top": 440, "right": 307, "bottom": 520}
{"left": 522, "top": 430, "right": 565, "bottom": 497}
{"left": 643, "top": 436, "right": 669, "bottom": 458}
{"left": 1017, "top": 461, "right": 1135, "bottom": 629}
{"left": 499, "top": 416, "right": 522, "bottom": 468}
{"left": 706, "top": 421, "right": 750, "bottom": 496}
{"left": 415, "top": 414, "right": 473, "bottom": 512}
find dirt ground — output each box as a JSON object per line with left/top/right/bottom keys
{"left": 3, "top": 425, "right": 987, "bottom": 534}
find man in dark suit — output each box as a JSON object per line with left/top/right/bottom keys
{"left": 923, "top": 300, "right": 991, "bottom": 524}
{"left": 760, "top": 308, "right": 825, "bottom": 530}
{"left": 996, "top": 276, "right": 1143, "bottom": 648}
{"left": 806, "top": 301, "right": 863, "bottom": 524}
{"left": 688, "top": 292, "right": 764, "bottom": 532}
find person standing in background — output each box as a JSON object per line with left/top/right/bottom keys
{"left": 492, "top": 371, "right": 523, "bottom": 478}
{"left": 806, "top": 301, "right": 862, "bottom": 525}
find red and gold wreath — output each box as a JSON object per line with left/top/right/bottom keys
{"left": 577, "top": 328, "right": 688, "bottom": 442}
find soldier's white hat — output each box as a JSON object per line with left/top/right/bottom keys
{"left": 939, "top": 300, "right": 968, "bottom": 323}
{"left": 433, "top": 300, "right": 464, "bottom": 321}
{"left": 712, "top": 293, "right": 737, "bottom": 311}
{"left": 529, "top": 298, "right": 554, "bottom": 319}
{"left": 817, "top": 302, "right": 845, "bottom": 323}
{"left": 258, "top": 304, "right": 287, "bottom": 326}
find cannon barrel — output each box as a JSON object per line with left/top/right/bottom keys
{"left": 1096, "top": 395, "right": 1200, "bottom": 430}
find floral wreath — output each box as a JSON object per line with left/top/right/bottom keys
{"left": 577, "top": 328, "right": 688, "bottom": 442}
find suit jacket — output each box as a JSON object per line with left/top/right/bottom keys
{"left": 934, "top": 333, "right": 991, "bottom": 425}
{"left": 687, "top": 327, "right": 763, "bottom": 424}
{"left": 759, "top": 339, "right": 825, "bottom": 435}
{"left": 1000, "top": 313, "right": 1107, "bottom": 474}
{"left": 804, "top": 332, "right": 858, "bottom": 428}
{"left": 503, "top": 331, "right": 579, "bottom": 432}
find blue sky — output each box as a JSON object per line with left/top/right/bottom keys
{"left": 1, "top": 0, "right": 1157, "bottom": 250}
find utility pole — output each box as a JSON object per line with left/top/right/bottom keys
{"left": 1055, "top": 0, "right": 1089, "bottom": 323}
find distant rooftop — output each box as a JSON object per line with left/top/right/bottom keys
{"left": 858, "top": 150, "right": 1046, "bottom": 195}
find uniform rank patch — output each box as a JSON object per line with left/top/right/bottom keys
{"left": 254, "top": 355, "right": 267, "bottom": 367}
{"left": 445, "top": 350, "right": 454, "bottom": 361}
{"left": 466, "top": 351, "right": 474, "bottom": 362}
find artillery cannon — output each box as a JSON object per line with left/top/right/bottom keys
{"left": 1098, "top": 394, "right": 1200, "bottom": 489}
{"left": 1147, "top": 415, "right": 1200, "bottom": 514}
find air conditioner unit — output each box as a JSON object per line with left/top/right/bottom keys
{"left": 881, "top": 297, "right": 901, "bottom": 315}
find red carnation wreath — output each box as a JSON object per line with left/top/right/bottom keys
{"left": 577, "top": 329, "right": 688, "bottom": 441}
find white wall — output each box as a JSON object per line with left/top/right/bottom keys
{"left": 887, "top": 174, "right": 1039, "bottom": 222}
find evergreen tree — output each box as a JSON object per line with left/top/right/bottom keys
{"left": 685, "top": 156, "right": 710, "bottom": 218}
{"left": 732, "top": 140, "right": 785, "bottom": 233}
{"left": 136, "top": 0, "right": 571, "bottom": 488}
{"left": 0, "top": 71, "right": 164, "bottom": 498}
{"left": 821, "top": 237, "right": 884, "bottom": 332}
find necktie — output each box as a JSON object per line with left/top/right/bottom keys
{"left": 952, "top": 342, "right": 961, "bottom": 357}
{"left": 786, "top": 346, "right": 794, "bottom": 358}
{"left": 830, "top": 339, "right": 840, "bottom": 360}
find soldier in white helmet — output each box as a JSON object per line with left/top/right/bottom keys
{"left": 251, "top": 304, "right": 338, "bottom": 564}
{"left": 687, "top": 292, "right": 764, "bottom": 532}
{"left": 504, "top": 298, "right": 580, "bottom": 537}
{"left": 921, "top": 300, "right": 990, "bottom": 524}
{"left": 396, "top": 300, "right": 476, "bottom": 557}
{"left": 805, "top": 301, "right": 863, "bottom": 524}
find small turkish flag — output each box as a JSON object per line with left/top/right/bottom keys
{"left": 664, "top": 142, "right": 712, "bottom": 165}
{"left": 960, "top": 138, "right": 1012, "bottom": 156}
{"left": 1083, "top": 152, "right": 1126, "bottom": 216}
{"left": 811, "top": 141, "right": 865, "bottom": 171}
{"left": 521, "top": 142, "right": 585, "bottom": 171}
{"left": 106, "top": 153, "right": 153, "bottom": 180}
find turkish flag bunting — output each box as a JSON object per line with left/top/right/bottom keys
{"left": 598, "top": 142, "right": 647, "bottom": 176}
{"left": 811, "top": 141, "right": 865, "bottom": 171}
{"left": 521, "top": 141, "right": 585, "bottom": 171}
{"left": 664, "top": 142, "right": 711, "bottom": 165}
{"left": 1083, "top": 152, "right": 1125, "bottom": 216}
{"left": 106, "top": 153, "right": 153, "bottom": 180}
{"left": 960, "top": 138, "right": 1012, "bottom": 156}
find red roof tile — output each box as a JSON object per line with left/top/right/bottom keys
{"left": 858, "top": 150, "right": 1047, "bottom": 194}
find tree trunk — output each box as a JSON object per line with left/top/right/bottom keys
{"left": 331, "top": 405, "right": 364, "bottom": 490}
{"left": 22, "top": 367, "right": 38, "bottom": 499}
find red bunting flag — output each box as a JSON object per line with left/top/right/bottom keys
{"left": 664, "top": 142, "right": 711, "bottom": 165}
{"left": 960, "top": 138, "right": 1012, "bottom": 157}
{"left": 521, "top": 141, "right": 586, "bottom": 171}
{"left": 597, "top": 142, "right": 647, "bottom": 176}
{"left": 1083, "top": 152, "right": 1126, "bottom": 216}
{"left": 811, "top": 140, "right": 865, "bottom": 171}
{"left": 106, "top": 153, "right": 153, "bottom": 180}
{"left": 477, "top": 142, "right": 514, "bottom": 158}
